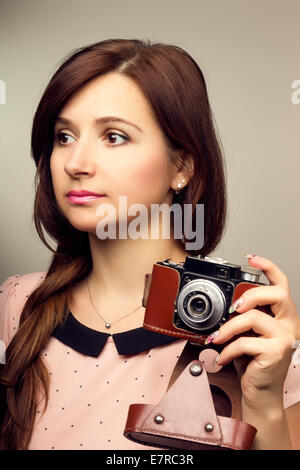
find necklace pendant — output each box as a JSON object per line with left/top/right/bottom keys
{"left": 105, "top": 323, "right": 111, "bottom": 329}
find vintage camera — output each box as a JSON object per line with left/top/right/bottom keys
{"left": 142, "top": 255, "right": 269, "bottom": 344}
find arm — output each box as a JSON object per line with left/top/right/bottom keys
{"left": 242, "top": 399, "right": 292, "bottom": 450}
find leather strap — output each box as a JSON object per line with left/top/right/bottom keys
{"left": 124, "top": 359, "right": 257, "bottom": 450}
{"left": 167, "top": 341, "right": 243, "bottom": 419}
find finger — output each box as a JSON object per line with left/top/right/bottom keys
{"left": 232, "top": 285, "right": 290, "bottom": 316}
{"left": 246, "top": 255, "right": 289, "bottom": 289}
{"left": 218, "top": 336, "right": 294, "bottom": 368}
{"left": 217, "top": 336, "right": 267, "bottom": 366}
{"left": 212, "top": 309, "right": 281, "bottom": 344}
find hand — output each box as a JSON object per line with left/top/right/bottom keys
{"left": 210, "top": 254, "right": 300, "bottom": 409}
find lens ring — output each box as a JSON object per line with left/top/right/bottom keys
{"left": 186, "top": 293, "right": 210, "bottom": 318}
{"left": 176, "top": 279, "right": 225, "bottom": 332}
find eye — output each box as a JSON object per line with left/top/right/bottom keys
{"left": 54, "top": 132, "right": 75, "bottom": 146}
{"left": 105, "top": 132, "right": 129, "bottom": 146}
{"left": 53, "top": 130, "right": 130, "bottom": 147}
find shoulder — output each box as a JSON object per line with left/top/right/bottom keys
{"left": 0, "top": 271, "right": 47, "bottom": 347}
{"left": 0, "top": 271, "right": 47, "bottom": 307}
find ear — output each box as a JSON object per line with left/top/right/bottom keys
{"left": 171, "top": 151, "right": 194, "bottom": 191}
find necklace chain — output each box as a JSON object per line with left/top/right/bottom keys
{"left": 86, "top": 278, "right": 143, "bottom": 329}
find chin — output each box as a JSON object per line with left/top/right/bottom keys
{"left": 64, "top": 214, "right": 98, "bottom": 234}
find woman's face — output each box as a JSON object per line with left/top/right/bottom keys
{"left": 50, "top": 72, "right": 181, "bottom": 235}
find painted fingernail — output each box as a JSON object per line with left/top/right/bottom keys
{"left": 204, "top": 330, "right": 219, "bottom": 345}
{"left": 213, "top": 355, "right": 221, "bottom": 366}
{"left": 244, "top": 253, "right": 258, "bottom": 258}
{"left": 228, "top": 297, "right": 244, "bottom": 314}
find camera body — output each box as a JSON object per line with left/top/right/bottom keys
{"left": 142, "top": 255, "right": 269, "bottom": 344}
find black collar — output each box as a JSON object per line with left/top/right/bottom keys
{"left": 52, "top": 311, "right": 179, "bottom": 357}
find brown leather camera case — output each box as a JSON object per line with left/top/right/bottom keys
{"left": 124, "top": 354, "right": 257, "bottom": 450}
{"left": 142, "top": 263, "right": 262, "bottom": 344}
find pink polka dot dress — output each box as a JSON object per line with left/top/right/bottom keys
{"left": 1, "top": 272, "right": 300, "bottom": 450}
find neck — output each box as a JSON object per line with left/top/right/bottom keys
{"left": 68, "top": 233, "right": 189, "bottom": 333}
{"left": 87, "top": 233, "right": 187, "bottom": 303}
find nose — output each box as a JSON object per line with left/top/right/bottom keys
{"left": 64, "top": 138, "right": 97, "bottom": 178}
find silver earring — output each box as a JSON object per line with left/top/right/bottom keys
{"left": 175, "top": 179, "right": 185, "bottom": 195}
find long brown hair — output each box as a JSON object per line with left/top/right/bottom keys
{"left": 0, "top": 38, "right": 227, "bottom": 449}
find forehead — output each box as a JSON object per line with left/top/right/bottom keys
{"left": 59, "top": 72, "right": 160, "bottom": 130}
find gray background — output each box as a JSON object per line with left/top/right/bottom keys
{"left": 0, "top": 0, "right": 299, "bottom": 311}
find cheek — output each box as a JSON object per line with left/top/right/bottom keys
{"left": 49, "top": 158, "right": 56, "bottom": 187}
{"left": 125, "top": 151, "right": 171, "bottom": 199}
{"left": 50, "top": 156, "right": 62, "bottom": 197}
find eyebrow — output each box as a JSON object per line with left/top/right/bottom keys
{"left": 54, "top": 115, "right": 143, "bottom": 133}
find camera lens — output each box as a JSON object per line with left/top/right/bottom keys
{"left": 187, "top": 294, "right": 210, "bottom": 317}
{"left": 176, "top": 279, "right": 225, "bottom": 332}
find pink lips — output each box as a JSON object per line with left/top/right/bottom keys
{"left": 66, "top": 190, "right": 105, "bottom": 205}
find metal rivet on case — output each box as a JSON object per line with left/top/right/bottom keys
{"left": 205, "top": 423, "right": 214, "bottom": 432}
{"left": 190, "top": 364, "right": 202, "bottom": 376}
{"left": 154, "top": 415, "right": 164, "bottom": 424}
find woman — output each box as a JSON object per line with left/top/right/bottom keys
{"left": 0, "top": 38, "right": 299, "bottom": 450}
